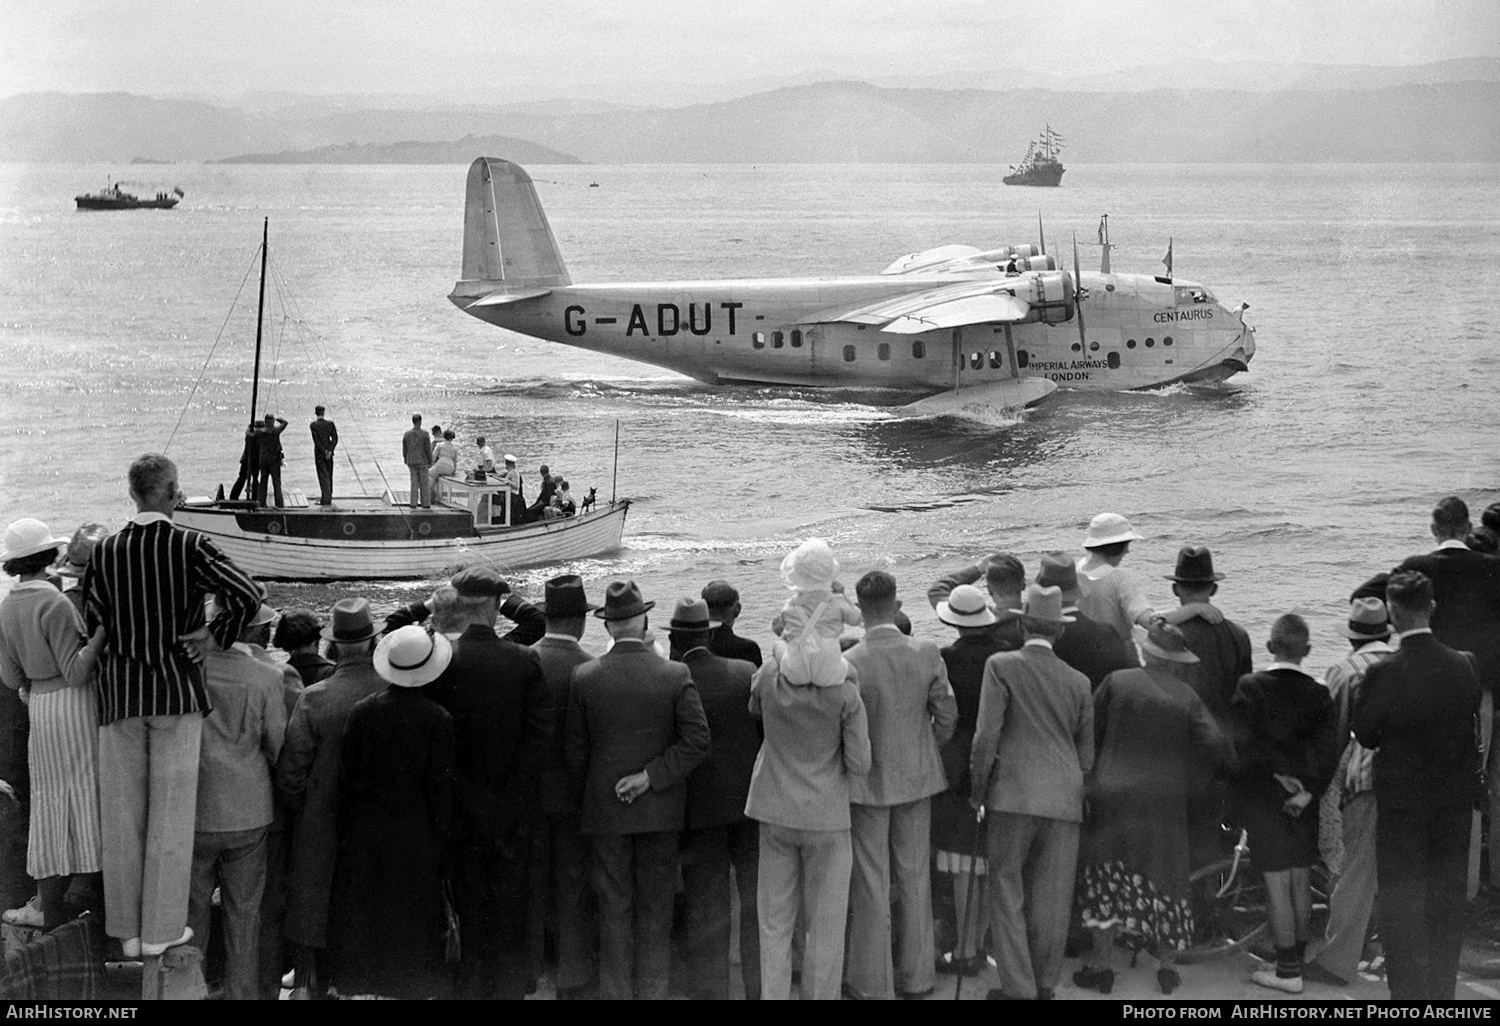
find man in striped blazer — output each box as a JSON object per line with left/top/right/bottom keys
{"left": 81, "top": 453, "right": 262, "bottom": 959}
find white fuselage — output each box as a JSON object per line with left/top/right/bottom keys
{"left": 453, "top": 269, "right": 1255, "bottom": 392}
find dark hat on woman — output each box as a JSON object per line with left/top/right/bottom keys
{"left": 321, "top": 597, "right": 378, "bottom": 642}
{"left": 537, "top": 574, "right": 598, "bottom": 616}
{"left": 1165, "top": 545, "right": 1224, "bottom": 583}
{"left": 594, "top": 579, "right": 654, "bottom": 621}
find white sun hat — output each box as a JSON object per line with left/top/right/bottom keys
{"left": 1, "top": 519, "right": 69, "bottom": 562}
{"left": 1082, "top": 512, "right": 1144, "bottom": 549}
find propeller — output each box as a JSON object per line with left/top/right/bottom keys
{"left": 1073, "top": 233, "right": 1087, "bottom": 350}
{"left": 1037, "top": 212, "right": 1046, "bottom": 256}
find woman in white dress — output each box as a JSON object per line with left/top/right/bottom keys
{"left": 429, "top": 429, "right": 460, "bottom": 491}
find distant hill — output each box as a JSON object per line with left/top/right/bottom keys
{"left": 5, "top": 76, "right": 1500, "bottom": 164}
{"left": 219, "top": 134, "right": 582, "bottom": 164}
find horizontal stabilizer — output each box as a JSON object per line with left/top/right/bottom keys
{"left": 898, "top": 377, "right": 1057, "bottom": 420}
{"left": 466, "top": 287, "right": 553, "bottom": 308}
{"left": 880, "top": 293, "right": 1030, "bottom": 334}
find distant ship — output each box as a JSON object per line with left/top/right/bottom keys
{"left": 74, "top": 179, "right": 184, "bottom": 210}
{"left": 1003, "top": 126, "right": 1065, "bottom": 187}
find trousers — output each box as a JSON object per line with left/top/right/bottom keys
{"left": 845, "top": 798, "right": 935, "bottom": 998}
{"left": 1315, "top": 792, "right": 1378, "bottom": 981}
{"left": 314, "top": 451, "right": 334, "bottom": 505}
{"left": 1376, "top": 801, "right": 1469, "bottom": 1000}
{"left": 683, "top": 819, "right": 760, "bottom": 1000}
{"left": 407, "top": 465, "right": 432, "bottom": 508}
{"left": 591, "top": 831, "right": 677, "bottom": 1000}
{"left": 188, "top": 825, "right": 268, "bottom": 1001}
{"left": 526, "top": 810, "right": 595, "bottom": 992}
{"left": 757, "top": 823, "right": 852, "bottom": 1000}
{"left": 986, "top": 811, "right": 1079, "bottom": 1000}
{"left": 98, "top": 713, "right": 202, "bottom": 946}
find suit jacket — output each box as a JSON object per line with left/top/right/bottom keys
{"left": 1353, "top": 632, "right": 1482, "bottom": 811}
{"left": 427, "top": 623, "right": 550, "bottom": 844}
{"left": 1228, "top": 667, "right": 1340, "bottom": 804}
{"left": 531, "top": 633, "right": 594, "bottom": 817}
{"left": 1053, "top": 608, "right": 1139, "bottom": 689}
{"left": 708, "top": 625, "right": 763, "bottom": 668}
{"left": 1394, "top": 548, "right": 1500, "bottom": 689}
{"left": 402, "top": 426, "right": 433, "bottom": 467}
{"left": 971, "top": 642, "right": 1094, "bottom": 823}
{"left": 1178, "top": 615, "right": 1254, "bottom": 724}
{"left": 197, "top": 644, "right": 288, "bottom": 833}
{"left": 845, "top": 625, "right": 957, "bottom": 807}
{"left": 744, "top": 661, "right": 870, "bottom": 831}
{"left": 565, "top": 638, "right": 711, "bottom": 836}
{"left": 309, "top": 417, "right": 338, "bottom": 456}
{"left": 680, "top": 648, "right": 761, "bottom": 830}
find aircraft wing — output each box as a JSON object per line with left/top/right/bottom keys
{"left": 806, "top": 281, "right": 1031, "bottom": 333}
{"left": 881, "top": 245, "right": 984, "bottom": 275}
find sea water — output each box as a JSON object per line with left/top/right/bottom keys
{"left": 0, "top": 161, "right": 1497, "bottom": 664}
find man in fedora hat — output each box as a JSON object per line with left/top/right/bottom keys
{"left": 927, "top": 552, "right": 1027, "bottom": 651}
{"left": 844, "top": 571, "right": 956, "bottom": 1000}
{"left": 383, "top": 570, "right": 545, "bottom": 646}
{"left": 1306, "top": 598, "right": 1394, "bottom": 987}
{"left": 1164, "top": 546, "right": 1252, "bottom": 724}
{"left": 565, "top": 580, "right": 710, "bottom": 1000}
{"left": 528, "top": 575, "right": 600, "bottom": 999}
{"left": 276, "top": 596, "right": 387, "bottom": 996}
{"left": 668, "top": 596, "right": 762, "bottom": 1000}
{"left": 424, "top": 566, "right": 550, "bottom": 999}
{"left": 189, "top": 600, "right": 288, "bottom": 1000}
{"left": 971, "top": 583, "right": 1094, "bottom": 1001}
{"left": 1037, "top": 552, "right": 1137, "bottom": 689}
{"left": 702, "top": 580, "right": 763, "bottom": 668}
{"left": 1076, "top": 512, "right": 1161, "bottom": 644}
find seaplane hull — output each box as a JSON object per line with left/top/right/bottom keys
{"left": 449, "top": 159, "right": 1255, "bottom": 403}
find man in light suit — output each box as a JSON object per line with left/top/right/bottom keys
{"left": 844, "top": 570, "right": 957, "bottom": 1000}
{"left": 971, "top": 583, "right": 1094, "bottom": 1001}
{"left": 671, "top": 597, "right": 762, "bottom": 1000}
{"left": 564, "top": 580, "right": 711, "bottom": 1000}
{"left": 527, "top": 575, "right": 599, "bottom": 999}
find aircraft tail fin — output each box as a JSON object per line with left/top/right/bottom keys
{"left": 457, "top": 158, "right": 571, "bottom": 293}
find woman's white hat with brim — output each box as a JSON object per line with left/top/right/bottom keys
{"left": 374, "top": 625, "right": 453, "bottom": 688}
{"left": 1, "top": 519, "right": 69, "bottom": 562}
{"left": 936, "top": 584, "right": 998, "bottom": 628}
{"left": 1082, "top": 512, "right": 1144, "bottom": 549}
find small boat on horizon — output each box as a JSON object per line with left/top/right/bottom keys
{"left": 75, "top": 178, "right": 184, "bottom": 210}
{"left": 173, "top": 219, "right": 630, "bottom": 582}
{"left": 1003, "top": 125, "right": 1065, "bottom": 187}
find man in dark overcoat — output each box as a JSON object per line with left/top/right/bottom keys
{"left": 565, "top": 580, "right": 710, "bottom": 1000}
{"left": 1037, "top": 552, "right": 1138, "bottom": 688}
{"left": 427, "top": 565, "right": 550, "bottom": 999}
{"left": 670, "top": 596, "right": 762, "bottom": 1000}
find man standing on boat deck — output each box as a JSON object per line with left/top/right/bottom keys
{"left": 403, "top": 414, "right": 434, "bottom": 509}
{"left": 255, "top": 413, "right": 289, "bottom": 508}
{"left": 309, "top": 407, "right": 337, "bottom": 507}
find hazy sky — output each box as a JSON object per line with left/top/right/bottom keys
{"left": 3, "top": 0, "right": 1497, "bottom": 101}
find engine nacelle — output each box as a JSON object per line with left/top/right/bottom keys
{"left": 1021, "top": 255, "right": 1057, "bottom": 272}
{"left": 1029, "top": 270, "right": 1075, "bottom": 325}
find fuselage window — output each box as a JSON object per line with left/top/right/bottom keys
{"left": 1107, "top": 351, "right": 1120, "bottom": 369}
{"left": 772, "top": 330, "right": 784, "bottom": 349}
{"left": 1163, "top": 336, "right": 1174, "bottom": 347}
{"left": 988, "top": 350, "right": 1003, "bottom": 369}
{"left": 843, "top": 344, "right": 856, "bottom": 363}
{"left": 1089, "top": 342, "right": 1100, "bottom": 352}
{"left": 969, "top": 351, "right": 982, "bottom": 370}
{"left": 752, "top": 332, "right": 765, "bottom": 349}
{"left": 1016, "top": 349, "right": 1029, "bottom": 369}
{"left": 1126, "top": 339, "right": 1137, "bottom": 349}
{"left": 790, "top": 329, "right": 803, "bottom": 348}
{"left": 1070, "top": 343, "right": 1081, "bottom": 353}
{"left": 1145, "top": 337, "right": 1156, "bottom": 348}
{"left": 877, "top": 343, "right": 890, "bottom": 361}
{"left": 912, "top": 340, "right": 925, "bottom": 359}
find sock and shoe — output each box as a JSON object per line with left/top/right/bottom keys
{"left": 2, "top": 896, "right": 44, "bottom": 928}
{"left": 1251, "top": 942, "right": 1305, "bottom": 994}
{"left": 140, "top": 927, "right": 193, "bottom": 957}
{"left": 1071, "top": 965, "right": 1115, "bottom": 994}
{"left": 1157, "top": 967, "right": 1182, "bottom": 995}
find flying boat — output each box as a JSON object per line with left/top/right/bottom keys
{"left": 449, "top": 158, "right": 1256, "bottom": 415}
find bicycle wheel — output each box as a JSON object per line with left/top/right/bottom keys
{"left": 1179, "top": 858, "right": 1270, "bottom": 964}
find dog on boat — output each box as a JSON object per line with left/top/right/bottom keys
{"left": 579, "top": 487, "right": 597, "bottom": 514}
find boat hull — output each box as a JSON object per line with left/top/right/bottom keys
{"left": 75, "top": 197, "right": 180, "bottom": 210}
{"left": 173, "top": 500, "right": 630, "bottom": 581}
{"left": 1002, "top": 166, "right": 1065, "bottom": 187}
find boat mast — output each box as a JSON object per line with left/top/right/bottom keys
{"left": 249, "top": 217, "right": 268, "bottom": 423}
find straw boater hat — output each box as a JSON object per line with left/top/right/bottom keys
{"left": 936, "top": 584, "right": 997, "bottom": 628}
{"left": 55, "top": 523, "right": 110, "bottom": 578}
{"left": 667, "top": 596, "right": 719, "bottom": 632}
{"left": 1344, "top": 597, "right": 1392, "bottom": 640}
{"left": 1165, "top": 545, "right": 1224, "bottom": 583}
{"left": 1141, "top": 624, "right": 1201, "bottom": 664}
{"left": 1, "top": 519, "right": 68, "bottom": 562}
{"left": 321, "top": 597, "right": 378, "bottom": 643}
{"left": 594, "top": 579, "right": 655, "bottom": 621}
{"left": 374, "top": 625, "right": 452, "bottom": 688}
{"left": 1008, "top": 583, "right": 1076, "bottom": 623}
{"left": 1082, "top": 512, "right": 1143, "bottom": 549}
{"left": 536, "top": 574, "right": 598, "bottom": 616}
{"left": 1035, "top": 552, "right": 1082, "bottom": 603}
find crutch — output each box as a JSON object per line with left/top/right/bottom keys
{"left": 953, "top": 803, "right": 987, "bottom": 1001}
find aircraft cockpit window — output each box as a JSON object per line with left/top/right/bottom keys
{"left": 843, "top": 345, "right": 856, "bottom": 363}
{"left": 911, "top": 340, "right": 925, "bottom": 359}
{"left": 790, "top": 329, "right": 803, "bottom": 348}
{"left": 988, "top": 351, "right": 1003, "bottom": 369}
{"left": 877, "top": 343, "right": 891, "bottom": 361}
{"left": 772, "top": 330, "right": 785, "bottom": 349}
{"left": 1175, "top": 285, "right": 1213, "bottom": 306}
{"left": 752, "top": 332, "right": 765, "bottom": 349}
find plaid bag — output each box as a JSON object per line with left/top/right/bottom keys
{"left": 0, "top": 915, "right": 102, "bottom": 999}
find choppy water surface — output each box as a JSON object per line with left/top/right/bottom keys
{"left": 1, "top": 162, "right": 1497, "bottom": 663}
